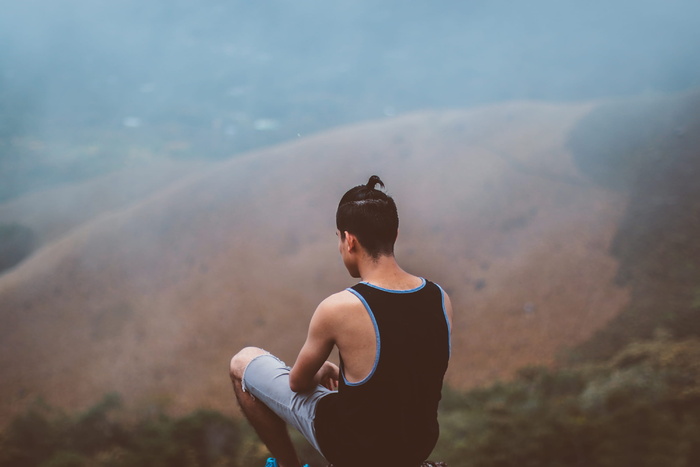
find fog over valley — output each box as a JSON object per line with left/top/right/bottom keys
{"left": 1, "top": 0, "right": 699, "bottom": 198}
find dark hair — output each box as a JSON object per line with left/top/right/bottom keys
{"left": 336, "top": 175, "right": 399, "bottom": 259}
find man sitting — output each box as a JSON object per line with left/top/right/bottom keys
{"left": 229, "top": 175, "right": 452, "bottom": 467}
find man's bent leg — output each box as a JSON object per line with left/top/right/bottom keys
{"left": 230, "top": 347, "right": 302, "bottom": 467}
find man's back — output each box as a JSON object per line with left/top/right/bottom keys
{"left": 313, "top": 279, "right": 451, "bottom": 467}
{"left": 323, "top": 273, "right": 426, "bottom": 383}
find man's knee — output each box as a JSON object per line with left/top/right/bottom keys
{"left": 229, "top": 346, "right": 268, "bottom": 381}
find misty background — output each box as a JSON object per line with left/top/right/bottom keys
{"left": 3, "top": 3, "right": 700, "bottom": 465}
{"left": 1, "top": 0, "right": 699, "bottom": 201}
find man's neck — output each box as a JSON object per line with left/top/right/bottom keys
{"left": 357, "top": 255, "right": 422, "bottom": 291}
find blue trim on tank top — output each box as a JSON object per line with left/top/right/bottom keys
{"left": 436, "top": 283, "right": 452, "bottom": 357}
{"left": 359, "top": 277, "right": 426, "bottom": 294}
{"left": 345, "top": 287, "right": 381, "bottom": 386}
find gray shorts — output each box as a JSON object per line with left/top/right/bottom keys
{"left": 242, "top": 353, "right": 334, "bottom": 453}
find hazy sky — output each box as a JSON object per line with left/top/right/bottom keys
{"left": 1, "top": 0, "right": 699, "bottom": 197}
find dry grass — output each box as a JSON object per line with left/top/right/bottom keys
{"left": 0, "top": 99, "right": 631, "bottom": 423}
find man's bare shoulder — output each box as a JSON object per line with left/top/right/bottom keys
{"left": 317, "top": 289, "right": 363, "bottom": 313}
{"left": 309, "top": 289, "right": 363, "bottom": 333}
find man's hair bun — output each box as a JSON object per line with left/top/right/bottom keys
{"left": 366, "top": 175, "right": 385, "bottom": 190}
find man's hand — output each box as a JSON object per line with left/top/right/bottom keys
{"left": 314, "top": 361, "right": 339, "bottom": 391}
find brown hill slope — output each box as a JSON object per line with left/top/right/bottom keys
{"left": 0, "top": 159, "right": 206, "bottom": 248}
{"left": 0, "top": 99, "right": 630, "bottom": 421}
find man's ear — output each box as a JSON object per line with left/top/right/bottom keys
{"left": 344, "top": 231, "right": 358, "bottom": 251}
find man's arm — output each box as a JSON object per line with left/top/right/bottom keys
{"left": 289, "top": 297, "right": 339, "bottom": 393}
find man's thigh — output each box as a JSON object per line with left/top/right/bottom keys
{"left": 242, "top": 353, "right": 333, "bottom": 453}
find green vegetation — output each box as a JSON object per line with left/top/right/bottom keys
{"left": 3, "top": 337, "right": 700, "bottom": 467}
{"left": 432, "top": 336, "right": 700, "bottom": 467}
{"left": 0, "top": 394, "right": 244, "bottom": 467}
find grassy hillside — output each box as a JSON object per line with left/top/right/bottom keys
{"left": 0, "top": 99, "right": 631, "bottom": 423}
{"left": 3, "top": 336, "right": 699, "bottom": 467}
{"left": 1, "top": 92, "right": 700, "bottom": 466}
{"left": 567, "top": 90, "right": 700, "bottom": 362}
{"left": 431, "top": 336, "right": 700, "bottom": 467}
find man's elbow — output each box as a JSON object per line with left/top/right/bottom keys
{"left": 289, "top": 371, "right": 310, "bottom": 393}
{"left": 289, "top": 380, "right": 304, "bottom": 393}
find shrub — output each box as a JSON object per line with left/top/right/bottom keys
{"left": 0, "top": 396, "right": 241, "bottom": 467}
{"left": 432, "top": 338, "right": 700, "bottom": 467}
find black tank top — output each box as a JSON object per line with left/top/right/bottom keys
{"left": 314, "top": 279, "right": 451, "bottom": 467}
